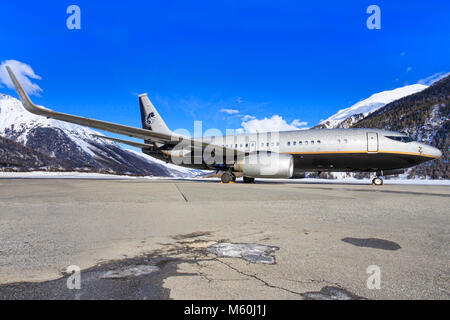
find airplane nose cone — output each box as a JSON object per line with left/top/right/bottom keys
{"left": 427, "top": 146, "right": 442, "bottom": 158}
{"left": 434, "top": 147, "right": 443, "bottom": 158}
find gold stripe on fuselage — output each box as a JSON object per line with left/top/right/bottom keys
{"left": 285, "top": 150, "right": 439, "bottom": 159}
{"left": 161, "top": 149, "right": 438, "bottom": 159}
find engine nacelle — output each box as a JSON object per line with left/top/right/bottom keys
{"left": 234, "top": 152, "right": 294, "bottom": 178}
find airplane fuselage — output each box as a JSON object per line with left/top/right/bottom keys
{"left": 144, "top": 128, "right": 442, "bottom": 175}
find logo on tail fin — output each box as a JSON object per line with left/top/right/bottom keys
{"left": 146, "top": 112, "right": 156, "bottom": 126}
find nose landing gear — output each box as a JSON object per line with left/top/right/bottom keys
{"left": 372, "top": 177, "right": 384, "bottom": 186}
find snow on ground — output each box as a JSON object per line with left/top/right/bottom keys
{"left": 255, "top": 178, "right": 450, "bottom": 185}
{"left": 0, "top": 171, "right": 168, "bottom": 180}
{"left": 0, "top": 171, "right": 448, "bottom": 185}
{"left": 125, "top": 149, "right": 208, "bottom": 177}
{"left": 192, "top": 177, "right": 450, "bottom": 185}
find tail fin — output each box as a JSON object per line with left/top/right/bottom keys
{"left": 139, "top": 94, "right": 171, "bottom": 135}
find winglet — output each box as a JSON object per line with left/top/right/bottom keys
{"left": 5, "top": 65, "right": 48, "bottom": 116}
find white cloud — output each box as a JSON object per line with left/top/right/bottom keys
{"left": 406, "top": 67, "right": 412, "bottom": 72}
{"left": 220, "top": 108, "right": 240, "bottom": 115}
{"left": 236, "top": 97, "right": 243, "bottom": 104}
{"left": 241, "top": 115, "right": 256, "bottom": 121}
{"left": 418, "top": 72, "right": 450, "bottom": 86}
{"left": 239, "top": 115, "right": 308, "bottom": 133}
{"left": 0, "top": 60, "right": 43, "bottom": 96}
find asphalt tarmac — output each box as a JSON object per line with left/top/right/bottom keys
{"left": 0, "top": 178, "right": 448, "bottom": 299}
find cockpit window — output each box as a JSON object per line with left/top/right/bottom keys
{"left": 385, "top": 136, "right": 413, "bottom": 143}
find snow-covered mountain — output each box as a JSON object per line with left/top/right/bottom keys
{"left": 352, "top": 75, "right": 449, "bottom": 179}
{"left": 317, "top": 84, "right": 428, "bottom": 129}
{"left": 0, "top": 93, "right": 201, "bottom": 177}
{"left": 309, "top": 76, "right": 449, "bottom": 180}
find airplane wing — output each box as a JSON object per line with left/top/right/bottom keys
{"left": 6, "top": 66, "right": 245, "bottom": 159}
{"left": 91, "top": 134, "right": 156, "bottom": 149}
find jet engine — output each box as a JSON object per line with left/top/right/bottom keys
{"left": 233, "top": 152, "right": 294, "bottom": 178}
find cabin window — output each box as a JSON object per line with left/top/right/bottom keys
{"left": 235, "top": 144, "right": 238, "bottom": 148}
{"left": 317, "top": 140, "right": 321, "bottom": 144}
{"left": 311, "top": 141, "right": 314, "bottom": 145}
{"left": 293, "top": 141, "right": 297, "bottom": 146}
{"left": 344, "top": 139, "right": 348, "bottom": 144}
{"left": 245, "top": 144, "right": 248, "bottom": 148}
{"left": 337, "top": 139, "right": 341, "bottom": 143}
{"left": 305, "top": 141, "right": 308, "bottom": 145}
{"left": 299, "top": 141, "right": 302, "bottom": 145}
{"left": 240, "top": 144, "right": 243, "bottom": 148}
{"left": 276, "top": 142, "right": 280, "bottom": 146}
{"left": 287, "top": 141, "right": 291, "bottom": 146}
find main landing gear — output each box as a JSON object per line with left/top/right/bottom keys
{"left": 221, "top": 171, "right": 236, "bottom": 184}
{"left": 220, "top": 172, "right": 255, "bottom": 184}
{"left": 372, "top": 177, "right": 384, "bottom": 186}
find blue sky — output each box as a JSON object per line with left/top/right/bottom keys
{"left": 1, "top": 0, "right": 449, "bottom": 137}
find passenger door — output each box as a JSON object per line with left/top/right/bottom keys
{"left": 367, "top": 132, "right": 378, "bottom": 153}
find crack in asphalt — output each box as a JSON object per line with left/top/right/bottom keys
{"left": 211, "top": 257, "right": 347, "bottom": 298}
{"left": 187, "top": 242, "right": 365, "bottom": 300}
{"left": 213, "top": 257, "right": 305, "bottom": 297}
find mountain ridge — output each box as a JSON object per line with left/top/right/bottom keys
{"left": 0, "top": 93, "right": 200, "bottom": 177}
{"left": 316, "top": 84, "right": 428, "bottom": 129}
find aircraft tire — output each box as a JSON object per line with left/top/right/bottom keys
{"left": 221, "top": 172, "right": 233, "bottom": 184}
{"left": 372, "top": 177, "right": 383, "bottom": 186}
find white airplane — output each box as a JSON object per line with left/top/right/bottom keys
{"left": 6, "top": 66, "right": 442, "bottom": 185}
